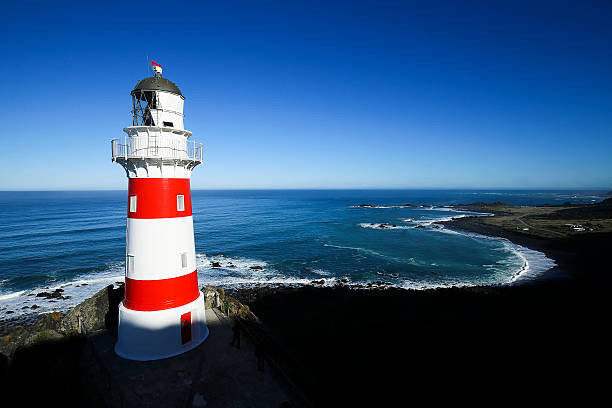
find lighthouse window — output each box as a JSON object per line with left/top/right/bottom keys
{"left": 177, "top": 195, "right": 185, "bottom": 211}
{"left": 129, "top": 195, "right": 137, "bottom": 213}
{"left": 181, "top": 252, "right": 188, "bottom": 268}
{"left": 163, "top": 121, "right": 174, "bottom": 128}
{"left": 127, "top": 255, "right": 134, "bottom": 276}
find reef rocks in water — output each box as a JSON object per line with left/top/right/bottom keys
{"left": 35, "top": 288, "right": 71, "bottom": 300}
{"left": 353, "top": 203, "right": 424, "bottom": 208}
{"left": 211, "top": 260, "right": 245, "bottom": 269}
{"left": 311, "top": 280, "right": 325, "bottom": 285}
{"left": 376, "top": 223, "right": 397, "bottom": 229}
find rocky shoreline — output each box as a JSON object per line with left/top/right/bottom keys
{"left": 1, "top": 202, "right": 609, "bottom": 405}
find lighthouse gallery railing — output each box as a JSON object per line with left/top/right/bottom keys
{"left": 111, "top": 137, "right": 203, "bottom": 163}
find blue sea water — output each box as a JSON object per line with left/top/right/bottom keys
{"left": 0, "top": 189, "right": 605, "bottom": 321}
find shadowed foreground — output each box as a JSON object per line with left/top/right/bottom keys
{"left": 230, "top": 229, "right": 611, "bottom": 406}
{"left": 1, "top": 289, "right": 301, "bottom": 407}
{"left": 2, "top": 221, "right": 610, "bottom": 406}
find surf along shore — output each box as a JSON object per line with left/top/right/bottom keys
{"left": 1, "top": 199, "right": 609, "bottom": 406}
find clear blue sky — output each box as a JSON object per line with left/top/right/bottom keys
{"left": 0, "top": 1, "right": 610, "bottom": 190}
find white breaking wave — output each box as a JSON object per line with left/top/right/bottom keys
{"left": 355, "top": 206, "right": 555, "bottom": 285}
{"left": 410, "top": 214, "right": 472, "bottom": 226}
{"left": 195, "top": 254, "right": 337, "bottom": 289}
{"left": 0, "top": 290, "right": 27, "bottom": 302}
{"left": 425, "top": 224, "right": 556, "bottom": 283}
{"left": 0, "top": 264, "right": 125, "bottom": 323}
{"left": 0, "top": 254, "right": 340, "bottom": 323}
{"left": 508, "top": 245, "right": 557, "bottom": 283}
{"left": 358, "top": 223, "right": 413, "bottom": 230}
{"left": 407, "top": 208, "right": 493, "bottom": 227}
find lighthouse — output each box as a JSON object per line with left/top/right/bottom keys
{"left": 111, "top": 62, "right": 208, "bottom": 360}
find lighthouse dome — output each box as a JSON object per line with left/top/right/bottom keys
{"left": 132, "top": 76, "right": 183, "bottom": 98}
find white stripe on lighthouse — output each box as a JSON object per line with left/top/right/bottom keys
{"left": 126, "top": 216, "right": 196, "bottom": 281}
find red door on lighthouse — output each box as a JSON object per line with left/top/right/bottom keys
{"left": 181, "top": 312, "right": 192, "bottom": 344}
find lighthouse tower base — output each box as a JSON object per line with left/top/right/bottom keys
{"left": 114, "top": 293, "right": 209, "bottom": 361}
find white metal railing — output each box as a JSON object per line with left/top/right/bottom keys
{"left": 111, "top": 137, "right": 203, "bottom": 162}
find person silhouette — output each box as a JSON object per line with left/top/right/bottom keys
{"left": 256, "top": 342, "right": 266, "bottom": 371}
{"left": 230, "top": 320, "right": 240, "bottom": 349}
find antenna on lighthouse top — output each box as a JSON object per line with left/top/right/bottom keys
{"left": 151, "top": 61, "right": 163, "bottom": 77}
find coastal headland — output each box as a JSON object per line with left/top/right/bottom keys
{"left": 1, "top": 199, "right": 609, "bottom": 406}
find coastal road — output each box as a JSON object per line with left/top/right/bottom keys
{"left": 516, "top": 214, "right": 565, "bottom": 237}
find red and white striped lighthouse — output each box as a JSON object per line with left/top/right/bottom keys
{"left": 111, "top": 62, "right": 208, "bottom": 360}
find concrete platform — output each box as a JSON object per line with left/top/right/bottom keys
{"left": 82, "top": 308, "right": 300, "bottom": 407}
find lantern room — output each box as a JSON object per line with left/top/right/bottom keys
{"left": 131, "top": 67, "right": 185, "bottom": 130}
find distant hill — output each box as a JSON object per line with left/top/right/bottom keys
{"left": 605, "top": 190, "right": 612, "bottom": 196}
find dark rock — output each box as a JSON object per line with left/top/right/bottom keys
{"left": 210, "top": 261, "right": 222, "bottom": 268}
{"left": 227, "top": 263, "right": 236, "bottom": 268}
{"left": 6, "top": 311, "right": 14, "bottom": 314}
{"left": 35, "top": 288, "right": 65, "bottom": 299}
{"left": 22, "top": 306, "right": 29, "bottom": 309}
{"left": 311, "top": 280, "right": 325, "bottom": 285}
{"left": 31, "top": 305, "right": 40, "bottom": 310}
{"left": 369, "top": 281, "right": 392, "bottom": 287}
{"left": 59, "top": 285, "right": 123, "bottom": 335}
{"left": 31, "top": 313, "right": 61, "bottom": 333}
{"left": 249, "top": 266, "right": 263, "bottom": 270}
{"left": 358, "top": 204, "right": 375, "bottom": 207}
{"left": 25, "top": 329, "right": 64, "bottom": 346}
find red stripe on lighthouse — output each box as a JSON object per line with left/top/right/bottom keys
{"left": 128, "top": 178, "right": 192, "bottom": 218}
{"left": 123, "top": 271, "right": 200, "bottom": 311}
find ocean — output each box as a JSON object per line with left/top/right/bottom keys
{"left": 0, "top": 189, "right": 605, "bottom": 321}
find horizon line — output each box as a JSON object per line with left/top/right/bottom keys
{"left": 1, "top": 187, "right": 610, "bottom": 192}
